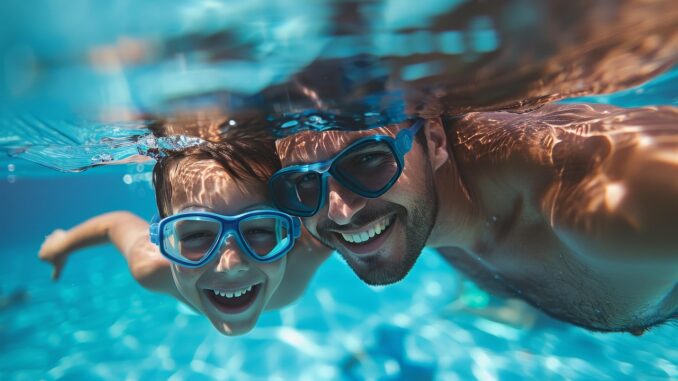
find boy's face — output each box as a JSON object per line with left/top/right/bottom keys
{"left": 167, "top": 159, "right": 285, "bottom": 336}
{"left": 276, "top": 123, "right": 438, "bottom": 285}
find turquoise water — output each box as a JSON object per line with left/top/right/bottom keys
{"left": 1, "top": 1, "right": 677, "bottom": 379}
{"left": 1, "top": 165, "right": 676, "bottom": 380}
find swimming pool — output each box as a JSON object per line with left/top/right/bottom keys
{"left": 1, "top": 1, "right": 677, "bottom": 380}
{"left": 1, "top": 164, "right": 676, "bottom": 380}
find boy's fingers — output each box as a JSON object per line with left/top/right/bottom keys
{"left": 51, "top": 262, "right": 63, "bottom": 281}
{"left": 52, "top": 267, "right": 61, "bottom": 281}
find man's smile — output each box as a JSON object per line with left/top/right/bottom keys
{"left": 329, "top": 214, "right": 397, "bottom": 255}
{"left": 336, "top": 215, "right": 394, "bottom": 243}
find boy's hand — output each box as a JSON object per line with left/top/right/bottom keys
{"left": 38, "top": 229, "right": 70, "bottom": 281}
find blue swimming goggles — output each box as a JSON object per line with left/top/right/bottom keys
{"left": 150, "top": 210, "right": 301, "bottom": 268}
{"left": 269, "top": 119, "right": 424, "bottom": 217}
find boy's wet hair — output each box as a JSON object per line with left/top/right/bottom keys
{"left": 149, "top": 116, "right": 279, "bottom": 218}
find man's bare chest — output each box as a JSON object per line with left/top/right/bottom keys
{"left": 436, "top": 217, "right": 596, "bottom": 309}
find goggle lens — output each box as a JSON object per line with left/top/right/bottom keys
{"left": 163, "top": 217, "right": 221, "bottom": 264}
{"left": 271, "top": 171, "right": 323, "bottom": 216}
{"left": 272, "top": 140, "right": 401, "bottom": 216}
{"left": 161, "top": 214, "right": 293, "bottom": 264}
{"left": 334, "top": 140, "right": 399, "bottom": 193}
{"left": 239, "top": 215, "right": 291, "bottom": 258}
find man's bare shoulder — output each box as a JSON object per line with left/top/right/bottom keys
{"left": 448, "top": 103, "right": 678, "bottom": 192}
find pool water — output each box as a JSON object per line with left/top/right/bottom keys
{"left": 0, "top": 167, "right": 676, "bottom": 380}
{"left": 1, "top": 1, "right": 677, "bottom": 379}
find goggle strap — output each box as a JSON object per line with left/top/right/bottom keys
{"left": 394, "top": 119, "right": 424, "bottom": 155}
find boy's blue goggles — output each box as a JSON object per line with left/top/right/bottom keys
{"left": 269, "top": 119, "right": 424, "bottom": 217}
{"left": 150, "top": 210, "right": 301, "bottom": 268}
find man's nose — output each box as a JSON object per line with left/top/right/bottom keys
{"left": 214, "top": 236, "right": 250, "bottom": 273}
{"left": 326, "top": 177, "right": 367, "bottom": 225}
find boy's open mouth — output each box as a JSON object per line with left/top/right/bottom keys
{"left": 204, "top": 283, "right": 261, "bottom": 314}
{"left": 334, "top": 215, "right": 396, "bottom": 255}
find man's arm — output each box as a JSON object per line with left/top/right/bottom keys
{"left": 453, "top": 103, "right": 678, "bottom": 326}
{"left": 455, "top": 103, "right": 678, "bottom": 263}
{"left": 535, "top": 104, "right": 678, "bottom": 263}
{"left": 39, "top": 211, "right": 187, "bottom": 303}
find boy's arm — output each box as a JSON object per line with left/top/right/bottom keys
{"left": 265, "top": 228, "right": 332, "bottom": 310}
{"left": 39, "top": 211, "right": 187, "bottom": 303}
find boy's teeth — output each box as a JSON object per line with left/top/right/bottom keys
{"left": 340, "top": 216, "right": 392, "bottom": 244}
{"left": 212, "top": 285, "right": 254, "bottom": 299}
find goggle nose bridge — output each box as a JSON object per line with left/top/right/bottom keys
{"left": 206, "top": 229, "right": 249, "bottom": 266}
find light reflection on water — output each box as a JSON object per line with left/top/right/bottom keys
{"left": 1, "top": 0, "right": 677, "bottom": 174}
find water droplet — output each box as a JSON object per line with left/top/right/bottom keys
{"left": 228, "top": 119, "right": 237, "bottom": 126}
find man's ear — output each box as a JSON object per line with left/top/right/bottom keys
{"left": 424, "top": 118, "right": 449, "bottom": 171}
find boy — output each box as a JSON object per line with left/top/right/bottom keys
{"left": 40, "top": 122, "right": 331, "bottom": 335}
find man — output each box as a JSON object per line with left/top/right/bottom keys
{"left": 271, "top": 102, "right": 678, "bottom": 334}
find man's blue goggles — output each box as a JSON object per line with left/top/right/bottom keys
{"left": 269, "top": 119, "right": 424, "bottom": 217}
{"left": 150, "top": 210, "right": 301, "bottom": 268}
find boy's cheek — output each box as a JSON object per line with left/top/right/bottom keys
{"left": 260, "top": 260, "right": 286, "bottom": 287}
{"left": 171, "top": 263, "right": 197, "bottom": 275}
{"left": 170, "top": 265, "right": 202, "bottom": 286}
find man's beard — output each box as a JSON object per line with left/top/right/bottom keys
{"left": 315, "top": 162, "right": 438, "bottom": 285}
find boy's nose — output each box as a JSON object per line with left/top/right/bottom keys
{"left": 326, "top": 177, "right": 367, "bottom": 225}
{"left": 215, "top": 236, "right": 250, "bottom": 273}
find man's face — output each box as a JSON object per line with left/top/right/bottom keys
{"left": 276, "top": 123, "right": 438, "bottom": 285}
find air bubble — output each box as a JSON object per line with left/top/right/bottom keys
{"left": 7, "top": 164, "right": 15, "bottom": 172}
{"left": 123, "top": 174, "right": 133, "bottom": 184}
{"left": 91, "top": 153, "right": 113, "bottom": 164}
{"left": 304, "top": 115, "right": 330, "bottom": 130}
{"left": 143, "top": 136, "right": 158, "bottom": 148}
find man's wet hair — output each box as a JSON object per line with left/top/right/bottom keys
{"left": 149, "top": 118, "right": 280, "bottom": 218}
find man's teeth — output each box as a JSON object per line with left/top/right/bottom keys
{"left": 340, "top": 217, "right": 392, "bottom": 244}
{"left": 212, "top": 285, "right": 253, "bottom": 298}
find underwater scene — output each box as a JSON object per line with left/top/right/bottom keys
{"left": 1, "top": 1, "right": 677, "bottom": 380}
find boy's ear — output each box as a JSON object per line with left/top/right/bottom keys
{"left": 424, "top": 118, "right": 449, "bottom": 171}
